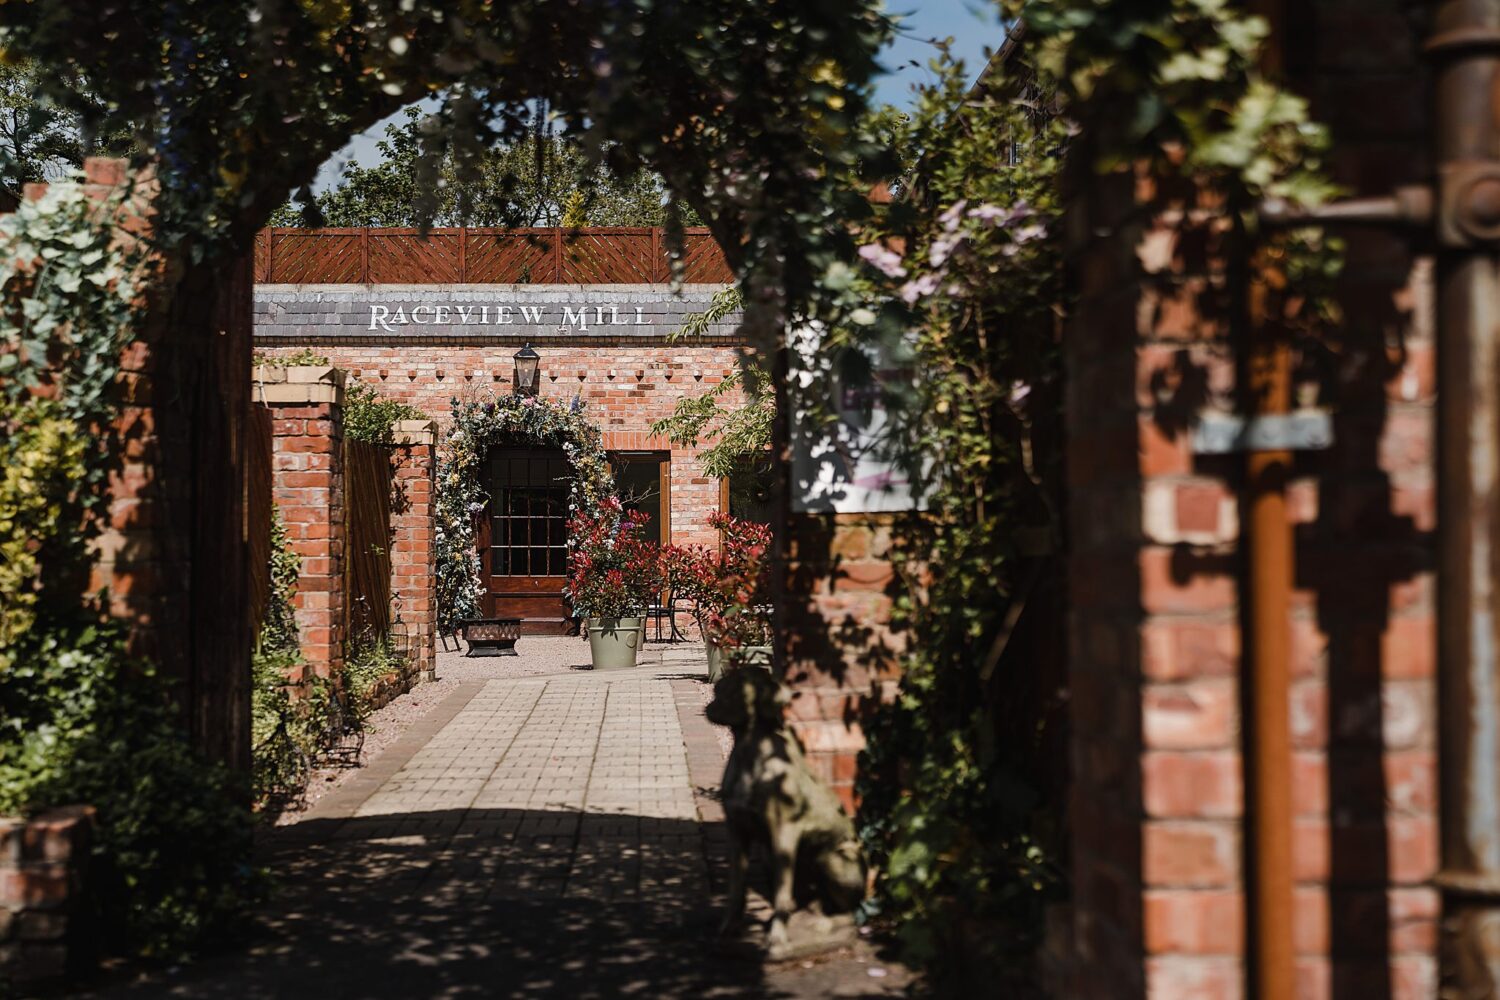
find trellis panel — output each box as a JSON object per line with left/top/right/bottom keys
{"left": 268, "top": 229, "right": 364, "bottom": 283}
{"left": 465, "top": 229, "right": 558, "bottom": 283}
{"left": 560, "top": 229, "right": 657, "bottom": 283}
{"left": 367, "top": 230, "right": 462, "bottom": 284}
{"left": 255, "top": 226, "right": 730, "bottom": 284}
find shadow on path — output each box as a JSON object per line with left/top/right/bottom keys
{"left": 93, "top": 808, "right": 790, "bottom": 999}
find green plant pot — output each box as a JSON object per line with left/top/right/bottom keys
{"left": 706, "top": 642, "right": 724, "bottom": 682}
{"left": 586, "top": 617, "right": 644, "bottom": 670}
{"left": 727, "top": 645, "right": 773, "bottom": 671}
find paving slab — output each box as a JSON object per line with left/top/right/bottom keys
{"left": 84, "top": 654, "right": 914, "bottom": 999}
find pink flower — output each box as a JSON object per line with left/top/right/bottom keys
{"left": 938, "top": 199, "right": 969, "bottom": 231}
{"left": 899, "top": 273, "right": 941, "bottom": 304}
{"left": 858, "top": 243, "right": 907, "bottom": 279}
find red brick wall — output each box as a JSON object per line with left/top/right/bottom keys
{"left": 0, "top": 807, "right": 96, "bottom": 985}
{"left": 390, "top": 420, "right": 437, "bottom": 679}
{"left": 1063, "top": 3, "right": 1437, "bottom": 992}
{"left": 258, "top": 367, "right": 347, "bottom": 681}
{"left": 780, "top": 513, "right": 905, "bottom": 813}
{"left": 49, "top": 158, "right": 253, "bottom": 769}
{"left": 254, "top": 342, "right": 747, "bottom": 550}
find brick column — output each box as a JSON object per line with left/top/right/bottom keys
{"left": 390, "top": 419, "right": 438, "bottom": 682}
{"left": 0, "top": 806, "right": 96, "bottom": 986}
{"left": 780, "top": 513, "right": 905, "bottom": 813}
{"left": 1064, "top": 108, "right": 1438, "bottom": 996}
{"left": 255, "top": 365, "right": 346, "bottom": 682}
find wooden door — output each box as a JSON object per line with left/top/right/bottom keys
{"left": 483, "top": 448, "right": 573, "bottom": 634}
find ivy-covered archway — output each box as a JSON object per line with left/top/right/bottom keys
{"left": 435, "top": 394, "right": 615, "bottom": 631}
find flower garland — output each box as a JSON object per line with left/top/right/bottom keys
{"left": 435, "top": 394, "right": 615, "bottom": 632}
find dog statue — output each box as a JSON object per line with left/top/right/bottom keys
{"left": 705, "top": 668, "right": 866, "bottom": 953}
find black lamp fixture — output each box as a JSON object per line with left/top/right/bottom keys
{"left": 513, "top": 343, "right": 541, "bottom": 396}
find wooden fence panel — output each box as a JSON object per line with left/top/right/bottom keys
{"left": 561, "top": 229, "right": 657, "bottom": 283}
{"left": 676, "top": 231, "right": 735, "bottom": 283}
{"left": 253, "top": 230, "right": 271, "bottom": 282}
{"left": 464, "top": 229, "right": 556, "bottom": 283}
{"left": 245, "top": 403, "right": 274, "bottom": 633}
{"left": 255, "top": 226, "right": 730, "bottom": 284}
{"left": 367, "top": 229, "right": 462, "bottom": 283}
{"left": 343, "top": 440, "right": 394, "bottom": 643}
{"left": 268, "top": 229, "right": 364, "bottom": 283}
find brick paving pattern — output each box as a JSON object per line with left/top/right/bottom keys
{"left": 91, "top": 648, "right": 910, "bottom": 998}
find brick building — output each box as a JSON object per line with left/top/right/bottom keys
{"left": 252, "top": 228, "right": 757, "bottom": 632}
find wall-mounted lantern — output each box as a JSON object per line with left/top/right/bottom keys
{"left": 513, "top": 343, "right": 541, "bottom": 396}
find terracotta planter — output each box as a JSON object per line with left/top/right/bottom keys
{"left": 586, "top": 616, "right": 644, "bottom": 670}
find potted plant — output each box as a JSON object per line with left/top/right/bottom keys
{"left": 686, "top": 513, "right": 772, "bottom": 680}
{"left": 566, "top": 497, "right": 661, "bottom": 669}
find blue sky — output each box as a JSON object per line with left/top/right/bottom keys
{"left": 313, "top": 1, "right": 1005, "bottom": 191}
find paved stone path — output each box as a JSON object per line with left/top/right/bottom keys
{"left": 94, "top": 648, "right": 911, "bottom": 998}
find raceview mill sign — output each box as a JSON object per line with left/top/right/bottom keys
{"left": 367, "top": 302, "right": 651, "bottom": 333}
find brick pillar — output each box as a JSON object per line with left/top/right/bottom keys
{"left": 255, "top": 365, "right": 346, "bottom": 682}
{"left": 390, "top": 419, "right": 438, "bottom": 682}
{"left": 780, "top": 513, "right": 905, "bottom": 813}
{"left": 1064, "top": 61, "right": 1438, "bottom": 995}
{"left": 0, "top": 806, "right": 96, "bottom": 986}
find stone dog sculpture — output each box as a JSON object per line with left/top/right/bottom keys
{"left": 705, "top": 668, "right": 866, "bottom": 953}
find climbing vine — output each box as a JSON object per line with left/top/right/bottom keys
{"left": 0, "top": 171, "right": 259, "bottom": 959}
{"left": 435, "top": 393, "right": 615, "bottom": 632}
{"left": 849, "top": 0, "right": 1347, "bottom": 985}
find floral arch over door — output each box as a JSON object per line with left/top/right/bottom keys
{"left": 435, "top": 394, "right": 615, "bottom": 633}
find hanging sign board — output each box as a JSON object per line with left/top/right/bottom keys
{"left": 789, "top": 326, "right": 927, "bottom": 514}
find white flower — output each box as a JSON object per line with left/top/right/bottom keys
{"left": 850, "top": 307, "right": 877, "bottom": 326}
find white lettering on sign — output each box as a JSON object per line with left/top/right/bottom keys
{"left": 363, "top": 303, "right": 663, "bottom": 330}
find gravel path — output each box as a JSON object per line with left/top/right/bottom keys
{"left": 278, "top": 637, "right": 719, "bottom": 822}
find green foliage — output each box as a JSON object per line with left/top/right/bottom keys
{"left": 343, "top": 379, "right": 426, "bottom": 445}
{"left": 1018, "top": 0, "right": 1341, "bottom": 211}
{"left": 0, "top": 171, "right": 257, "bottom": 961}
{"left": 285, "top": 107, "right": 695, "bottom": 229}
{"left": 253, "top": 348, "right": 330, "bottom": 368}
{"left": 344, "top": 632, "right": 405, "bottom": 705}
{"left": 650, "top": 285, "right": 776, "bottom": 480}
{"left": 0, "top": 60, "right": 134, "bottom": 204}
{"left": 0, "top": 623, "right": 260, "bottom": 961}
{"left": 852, "top": 36, "right": 1070, "bottom": 981}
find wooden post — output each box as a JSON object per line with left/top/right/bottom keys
{"left": 458, "top": 228, "right": 467, "bottom": 283}
{"left": 267, "top": 229, "right": 277, "bottom": 283}
{"left": 553, "top": 227, "right": 564, "bottom": 282}
{"left": 651, "top": 227, "right": 662, "bottom": 283}
{"left": 360, "top": 227, "right": 369, "bottom": 284}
